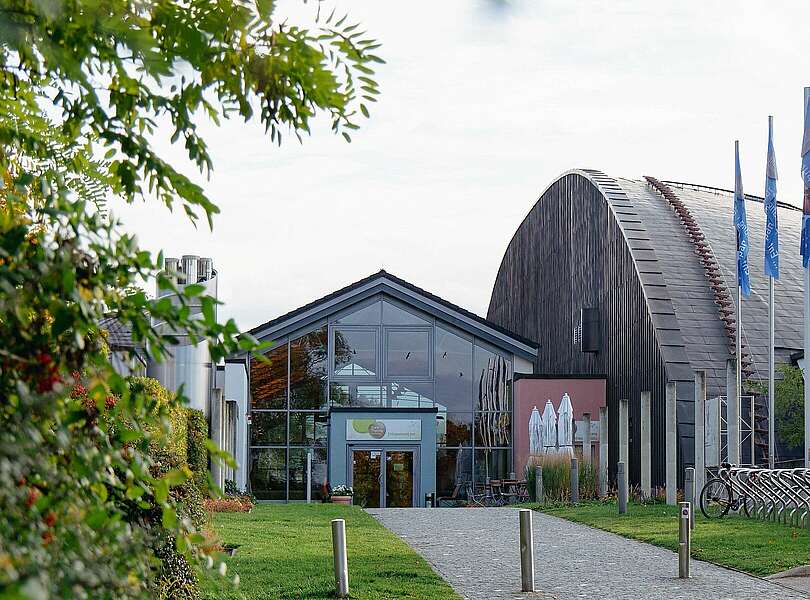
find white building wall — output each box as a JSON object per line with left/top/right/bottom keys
{"left": 514, "top": 354, "right": 534, "bottom": 375}
{"left": 224, "top": 361, "right": 249, "bottom": 491}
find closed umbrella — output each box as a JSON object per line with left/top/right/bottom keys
{"left": 529, "top": 406, "right": 543, "bottom": 455}
{"left": 541, "top": 400, "right": 557, "bottom": 454}
{"left": 557, "top": 393, "right": 574, "bottom": 457}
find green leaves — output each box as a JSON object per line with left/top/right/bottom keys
{"left": 0, "top": 0, "right": 383, "bottom": 227}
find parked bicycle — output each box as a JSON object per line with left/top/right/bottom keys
{"left": 700, "top": 463, "right": 752, "bottom": 519}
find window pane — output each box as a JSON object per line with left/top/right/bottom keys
{"left": 289, "top": 412, "right": 328, "bottom": 446}
{"left": 333, "top": 329, "right": 377, "bottom": 377}
{"left": 386, "top": 330, "right": 430, "bottom": 377}
{"left": 290, "top": 327, "right": 328, "bottom": 409}
{"left": 437, "top": 447, "right": 472, "bottom": 497}
{"left": 435, "top": 327, "right": 473, "bottom": 412}
{"left": 474, "top": 412, "right": 512, "bottom": 447}
{"left": 382, "top": 300, "right": 429, "bottom": 325}
{"left": 250, "top": 411, "right": 287, "bottom": 445}
{"left": 289, "top": 447, "right": 328, "bottom": 501}
{"left": 474, "top": 449, "right": 512, "bottom": 483}
{"left": 335, "top": 301, "right": 381, "bottom": 325}
{"left": 250, "top": 343, "right": 288, "bottom": 409}
{"left": 384, "top": 381, "right": 434, "bottom": 408}
{"left": 436, "top": 412, "right": 472, "bottom": 446}
{"left": 474, "top": 345, "right": 512, "bottom": 412}
{"left": 330, "top": 383, "right": 382, "bottom": 407}
{"left": 250, "top": 448, "right": 286, "bottom": 500}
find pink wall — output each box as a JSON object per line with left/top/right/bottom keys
{"left": 514, "top": 377, "right": 607, "bottom": 476}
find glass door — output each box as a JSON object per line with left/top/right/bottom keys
{"left": 351, "top": 450, "right": 382, "bottom": 508}
{"left": 385, "top": 450, "right": 415, "bottom": 507}
{"left": 350, "top": 447, "right": 418, "bottom": 507}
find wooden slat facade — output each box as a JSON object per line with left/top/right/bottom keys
{"left": 488, "top": 170, "right": 695, "bottom": 488}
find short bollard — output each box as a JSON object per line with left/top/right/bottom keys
{"left": 678, "top": 502, "right": 691, "bottom": 579}
{"left": 534, "top": 465, "right": 544, "bottom": 504}
{"left": 570, "top": 457, "right": 579, "bottom": 504}
{"left": 617, "top": 461, "right": 627, "bottom": 514}
{"left": 331, "top": 519, "right": 349, "bottom": 597}
{"left": 684, "top": 467, "right": 695, "bottom": 530}
{"left": 519, "top": 509, "right": 535, "bottom": 592}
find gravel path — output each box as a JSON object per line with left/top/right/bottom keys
{"left": 368, "top": 508, "right": 806, "bottom": 600}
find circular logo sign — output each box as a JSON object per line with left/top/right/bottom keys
{"left": 368, "top": 421, "right": 386, "bottom": 439}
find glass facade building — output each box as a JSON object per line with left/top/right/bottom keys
{"left": 244, "top": 273, "right": 536, "bottom": 503}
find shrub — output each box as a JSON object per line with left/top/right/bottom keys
{"left": 186, "top": 409, "right": 209, "bottom": 496}
{"left": 203, "top": 498, "right": 253, "bottom": 513}
{"left": 525, "top": 453, "right": 600, "bottom": 502}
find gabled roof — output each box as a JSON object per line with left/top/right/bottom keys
{"left": 245, "top": 270, "right": 538, "bottom": 359}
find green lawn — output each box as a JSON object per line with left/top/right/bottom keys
{"left": 528, "top": 501, "right": 810, "bottom": 577}
{"left": 201, "top": 504, "right": 460, "bottom": 600}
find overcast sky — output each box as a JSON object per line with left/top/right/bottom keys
{"left": 115, "top": 0, "right": 810, "bottom": 331}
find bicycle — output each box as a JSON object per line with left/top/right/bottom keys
{"left": 699, "top": 462, "right": 752, "bottom": 519}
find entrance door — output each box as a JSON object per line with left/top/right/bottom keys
{"left": 350, "top": 448, "right": 417, "bottom": 508}
{"left": 385, "top": 450, "right": 414, "bottom": 508}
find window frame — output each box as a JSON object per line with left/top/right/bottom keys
{"left": 329, "top": 325, "right": 380, "bottom": 380}
{"left": 383, "top": 326, "right": 433, "bottom": 381}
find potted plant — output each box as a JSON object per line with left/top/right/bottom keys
{"left": 329, "top": 485, "right": 354, "bottom": 505}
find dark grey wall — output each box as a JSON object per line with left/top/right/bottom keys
{"left": 488, "top": 170, "right": 696, "bottom": 488}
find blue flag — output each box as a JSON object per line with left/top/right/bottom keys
{"left": 764, "top": 117, "right": 779, "bottom": 279}
{"left": 801, "top": 90, "right": 810, "bottom": 268}
{"left": 734, "top": 141, "right": 751, "bottom": 297}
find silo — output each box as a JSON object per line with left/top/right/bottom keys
{"left": 147, "top": 255, "right": 218, "bottom": 416}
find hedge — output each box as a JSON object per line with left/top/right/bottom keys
{"left": 186, "top": 408, "right": 209, "bottom": 496}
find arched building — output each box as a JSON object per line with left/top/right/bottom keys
{"left": 487, "top": 169, "right": 805, "bottom": 486}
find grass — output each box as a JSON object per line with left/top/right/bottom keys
{"left": 526, "top": 500, "right": 810, "bottom": 577}
{"left": 201, "top": 503, "right": 460, "bottom": 600}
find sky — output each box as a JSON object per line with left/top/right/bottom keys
{"left": 114, "top": 0, "right": 810, "bottom": 331}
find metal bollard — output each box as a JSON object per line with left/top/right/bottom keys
{"left": 684, "top": 467, "right": 695, "bottom": 530}
{"left": 570, "top": 457, "right": 579, "bottom": 504}
{"left": 306, "top": 451, "right": 312, "bottom": 504}
{"left": 535, "top": 465, "right": 544, "bottom": 504}
{"left": 678, "top": 502, "right": 691, "bottom": 578}
{"left": 519, "top": 509, "right": 535, "bottom": 592}
{"left": 617, "top": 462, "right": 627, "bottom": 514}
{"left": 331, "top": 519, "right": 349, "bottom": 597}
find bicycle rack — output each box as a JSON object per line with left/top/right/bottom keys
{"left": 708, "top": 466, "right": 810, "bottom": 528}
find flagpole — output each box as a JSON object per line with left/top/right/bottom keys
{"left": 804, "top": 88, "right": 810, "bottom": 468}
{"left": 768, "top": 115, "right": 776, "bottom": 470}
{"left": 733, "top": 139, "right": 742, "bottom": 467}
{"left": 768, "top": 274, "right": 775, "bottom": 468}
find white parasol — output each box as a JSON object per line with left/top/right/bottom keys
{"left": 528, "top": 406, "right": 543, "bottom": 455}
{"left": 557, "top": 393, "right": 574, "bottom": 456}
{"left": 541, "top": 400, "right": 557, "bottom": 453}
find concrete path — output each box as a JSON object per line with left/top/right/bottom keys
{"left": 368, "top": 508, "right": 806, "bottom": 600}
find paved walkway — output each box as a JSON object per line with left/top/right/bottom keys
{"left": 368, "top": 508, "right": 806, "bottom": 600}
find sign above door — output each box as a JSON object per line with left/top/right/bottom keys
{"left": 347, "top": 419, "right": 421, "bottom": 441}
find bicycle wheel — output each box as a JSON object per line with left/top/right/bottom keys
{"left": 700, "top": 478, "right": 732, "bottom": 519}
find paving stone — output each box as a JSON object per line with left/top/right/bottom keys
{"left": 368, "top": 508, "right": 805, "bottom": 600}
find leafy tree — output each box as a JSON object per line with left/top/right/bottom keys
{"left": 0, "top": 1, "right": 382, "bottom": 597}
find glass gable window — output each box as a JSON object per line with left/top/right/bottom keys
{"left": 383, "top": 300, "right": 430, "bottom": 325}
{"left": 384, "top": 381, "right": 434, "bottom": 408}
{"left": 385, "top": 329, "right": 430, "bottom": 378}
{"left": 435, "top": 326, "right": 473, "bottom": 412}
{"left": 250, "top": 343, "right": 288, "bottom": 409}
{"left": 333, "top": 328, "right": 377, "bottom": 377}
{"left": 335, "top": 301, "right": 381, "bottom": 325}
{"left": 248, "top": 293, "right": 518, "bottom": 501}
{"left": 290, "top": 327, "right": 328, "bottom": 409}
{"left": 330, "top": 383, "right": 383, "bottom": 407}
